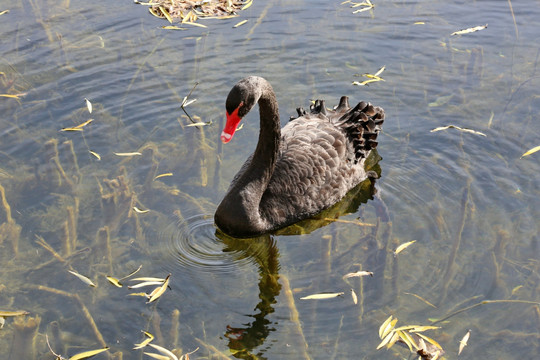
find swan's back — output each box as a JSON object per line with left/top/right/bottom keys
{"left": 259, "top": 97, "right": 384, "bottom": 229}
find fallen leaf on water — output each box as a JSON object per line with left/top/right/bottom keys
{"left": 147, "top": 343, "right": 179, "bottom": 360}
{"left": 89, "top": 150, "right": 101, "bottom": 160}
{"left": 351, "top": 289, "right": 358, "bottom": 304}
{"left": 162, "top": 26, "right": 186, "bottom": 30}
{"left": 154, "top": 173, "right": 173, "bottom": 180}
{"left": 242, "top": 0, "right": 253, "bottom": 10}
{"left": 148, "top": 274, "right": 171, "bottom": 303}
{"left": 130, "top": 277, "right": 165, "bottom": 282}
{"left": 234, "top": 19, "right": 248, "bottom": 28}
{"left": 458, "top": 329, "right": 471, "bottom": 355}
{"left": 128, "top": 281, "right": 164, "bottom": 289}
{"left": 68, "top": 270, "right": 96, "bottom": 287}
{"left": 300, "top": 292, "right": 344, "bottom": 300}
{"left": 0, "top": 310, "right": 30, "bottom": 317}
{"left": 343, "top": 270, "right": 373, "bottom": 279}
{"left": 106, "top": 276, "right": 122, "bottom": 288}
{"left": 133, "top": 206, "right": 150, "bottom": 214}
{"left": 69, "top": 347, "right": 109, "bottom": 360}
{"left": 133, "top": 331, "right": 155, "bottom": 349}
{"left": 521, "top": 145, "right": 540, "bottom": 158}
{"left": 186, "top": 122, "right": 210, "bottom": 127}
{"left": 0, "top": 10, "right": 9, "bottom": 16}
{"left": 114, "top": 152, "right": 142, "bottom": 156}
{"left": 183, "top": 21, "right": 207, "bottom": 28}
{"left": 430, "top": 125, "right": 486, "bottom": 136}
{"left": 85, "top": 98, "right": 92, "bottom": 113}
{"left": 394, "top": 240, "right": 416, "bottom": 256}
{"left": 451, "top": 24, "right": 487, "bottom": 36}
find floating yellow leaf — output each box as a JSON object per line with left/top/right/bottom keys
{"left": 416, "top": 332, "right": 443, "bottom": 350}
{"left": 133, "top": 206, "right": 150, "bottom": 214}
{"left": 144, "top": 352, "right": 173, "bottom": 360}
{"left": 0, "top": 310, "right": 29, "bottom": 317}
{"left": 343, "top": 270, "right": 373, "bottom": 279}
{"left": 351, "top": 289, "right": 358, "bottom": 304}
{"left": 68, "top": 270, "right": 96, "bottom": 287}
{"left": 148, "top": 343, "right": 179, "bottom": 360}
{"left": 148, "top": 274, "right": 171, "bottom": 303}
{"left": 162, "top": 26, "right": 186, "bottom": 30}
{"left": 397, "top": 330, "right": 418, "bottom": 352}
{"left": 430, "top": 125, "right": 486, "bottom": 137}
{"left": 118, "top": 265, "right": 143, "bottom": 280}
{"left": 242, "top": 0, "right": 253, "bottom": 10}
{"left": 106, "top": 276, "right": 122, "bottom": 288}
{"left": 85, "top": 98, "right": 92, "bottom": 113}
{"left": 130, "top": 277, "right": 166, "bottom": 282}
{"left": 183, "top": 21, "right": 207, "bottom": 28}
{"left": 394, "top": 240, "right": 416, "bottom": 256}
{"left": 234, "top": 19, "right": 248, "bottom": 28}
{"left": 114, "top": 152, "right": 142, "bottom": 156}
{"left": 62, "top": 119, "right": 93, "bottom": 132}
{"left": 414, "top": 21, "right": 425, "bottom": 25}
{"left": 521, "top": 145, "right": 540, "bottom": 158}
{"left": 0, "top": 93, "right": 23, "bottom": 99}
{"left": 458, "top": 329, "right": 471, "bottom": 355}
{"left": 154, "top": 173, "right": 173, "bottom": 180}
{"left": 134, "top": 331, "right": 155, "bottom": 349}
{"left": 69, "top": 347, "right": 109, "bottom": 360}
{"left": 451, "top": 24, "right": 487, "bottom": 36}
{"left": 89, "top": 150, "right": 101, "bottom": 160}
{"left": 379, "top": 315, "right": 394, "bottom": 338}
{"left": 159, "top": 6, "right": 173, "bottom": 23}
{"left": 300, "top": 292, "right": 344, "bottom": 300}
{"left": 376, "top": 331, "right": 394, "bottom": 350}
{"left": 381, "top": 318, "right": 398, "bottom": 339}
{"left": 128, "top": 281, "right": 164, "bottom": 289}
{"left": 0, "top": 10, "right": 9, "bottom": 16}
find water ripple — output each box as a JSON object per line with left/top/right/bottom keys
{"left": 159, "top": 213, "right": 254, "bottom": 275}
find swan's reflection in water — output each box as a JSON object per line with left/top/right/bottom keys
{"left": 167, "top": 151, "right": 387, "bottom": 358}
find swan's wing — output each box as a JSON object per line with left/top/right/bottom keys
{"left": 261, "top": 117, "right": 360, "bottom": 221}
{"left": 261, "top": 99, "right": 384, "bottom": 225}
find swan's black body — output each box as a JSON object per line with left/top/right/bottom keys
{"left": 215, "top": 76, "right": 384, "bottom": 237}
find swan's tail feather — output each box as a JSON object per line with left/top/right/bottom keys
{"left": 289, "top": 96, "right": 384, "bottom": 163}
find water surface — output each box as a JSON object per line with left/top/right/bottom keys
{"left": 0, "top": 0, "right": 539, "bottom": 359}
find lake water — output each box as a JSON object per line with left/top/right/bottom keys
{"left": 1, "top": 0, "right": 539, "bottom": 359}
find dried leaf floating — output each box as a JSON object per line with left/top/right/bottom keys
{"left": 300, "top": 292, "right": 344, "bottom": 300}
{"left": 162, "top": 25, "right": 186, "bottom": 30}
{"left": 0, "top": 310, "right": 30, "bottom": 317}
{"left": 69, "top": 347, "right": 109, "bottom": 360}
{"left": 430, "top": 125, "right": 486, "bottom": 137}
{"left": 106, "top": 276, "right": 122, "bottom": 288}
{"left": 458, "top": 329, "right": 471, "bottom": 355}
{"left": 154, "top": 173, "right": 173, "bottom": 180}
{"left": 394, "top": 240, "right": 416, "bottom": 256}
{"left": 234, "top": 19, "right": 248, "bottom": 28}
{"left": 61, "top": 119, "right": 94, "bottom": 132}
{"left": 68, "top": 270, "right": 96, "bottom": 287}
{"left": 89, "top": 150, "right": 101, "bottom": 160}
{"left": 141, "top": 0, "right": 253, "bottom": 25}
{"left": 133, "top": 206, "right": 150, "bottom": 214}
{"left": 521, "top": 145, "right": 540, "bottom": 158}
{"left": 451, "top": 24, "right": 487, "bottom": 36}
{"left": 114, "top": 152, "right": 142, "bottom": 156}
{"left": 85, "top": 98, "right": 92, "bottom": 113}
{"left": 343, "top": 270, "right": 373, "bottom": 279}
{"left": 352, "top": 65, "right": 385, "bottom": 86}
{"left": 147, "top": 343, "right": 179, "bottom": 360}
{"left": 133, "top": 331, "right": 155, "bottom": 349}
{"left": 0, "top": 10, "right": 9, "bottom": 16}
{"left": 147, "top": 274, "right": 171, "bottom": 303}
{"left": 351, "top": 289, "right": 358, "bottom": 304}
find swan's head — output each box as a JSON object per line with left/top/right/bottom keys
{"left": 222, "top": 77, "right": 263, "bottom": 143}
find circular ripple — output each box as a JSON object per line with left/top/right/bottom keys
{"left": 159, "top": 213, "right": 255, "bottom": 275}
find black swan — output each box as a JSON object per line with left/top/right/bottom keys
{"left": 215, "top": 76, "right": 384, "bottom": 237}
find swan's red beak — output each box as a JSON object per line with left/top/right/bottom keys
{"left": 221, "top": 105, "right": 242, "bottom": 143}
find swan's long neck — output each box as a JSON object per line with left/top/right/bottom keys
{"left": 217, "top": 81, "right": 280, "bottom": 235}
